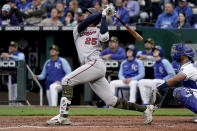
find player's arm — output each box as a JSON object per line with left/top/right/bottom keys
{"left": 99, "top": 15, "right": 109, "bottom": 42}
{"left": 111, "top": 48, "right": 126, "bottom": 60}
{"left": 131, "top": 60, "right": 145, "bottom": 80}
{"left": 61, "top": 58, "right": 72, "bottom": 75}
{"left": 156, "top": 73, "right": 186, "bottom": 92}
{"left": 78, "top": 12, "right": 102, "bottom": 33}
{"left": 11, "top": 53, "right": 25, "bottom": 60}
{"left": 36, "top": 61, "right": 48, "bottom": 80}
{"left": 118, "top": 61, "right": 126, "bottom": 80}
{"left": 162, "top": 59, "right": 176, "bottom": 81}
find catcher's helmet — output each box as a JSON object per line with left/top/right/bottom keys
{"left": 126, "top": 45, "right": 137, "bottom": 57}
{"left": 153, "top": 45, "right": 164, "bottom": 57}
{"left": 171, "top": 43, "right": 194, "bottom": 62}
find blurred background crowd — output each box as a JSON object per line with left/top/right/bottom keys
{"left": 0, "top": 0, "right": 197, "bottom": 28}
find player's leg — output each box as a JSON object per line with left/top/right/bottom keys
{"left": 173, "top": 87, "right": 197, "bottom": 123}
{"left": 138, "top": 79, "right": 153, "bottom": 104}
{"left": 173, "top": 87, "right": 197, "bottom": 114}
{"left": 11, "top": 83, "right": 17, "bottom": 100}
{"left": 109, "top": 80, "right": 128, "bottom": 96}
{"left": 46, "top": 89, "right": 52, "bottom": 106}
{"left": 89, "top": 77, "right": 154, "bottom": 124}
{"left": 128, "top": 80, "right": 138, "bottom": 103}
{"left": 47, "top": 60, "right": 106, "bottom": 125}
{"left": 50, "top": 83, "right": 62, "bottom": 106}
{"left": 11, "top": 83, "right": 17, "bottom": 105}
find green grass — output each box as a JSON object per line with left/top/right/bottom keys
{"left": 0, "top": 106, "right": 195, "bottom": 116}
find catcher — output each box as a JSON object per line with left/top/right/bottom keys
{"left": 152, "top": 43, "right": 197, "bottom": 123}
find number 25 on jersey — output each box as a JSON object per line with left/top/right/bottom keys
{"left": 85, "top": 38, "right": 97, "bottom": 45}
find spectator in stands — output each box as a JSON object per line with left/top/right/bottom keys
{"left": 93, "top": 1, "right": 102, "bottom": 12}
{"left": 155, "top": 2, "right": 178, "bottom": 28}
{"left": 75, "top": 11, "right": 83, "bottom": 24}
{"left": 64, "top": 10, "right": 77, "bottom": 26}
{"left": 56, "top": 2, "right": 66, "bottom": 23}
{"left": 0, "top": 0, "right": 7, "bottom": 8}
{"left": 42, "top": 0, "right": 61, "bottom": 17}
{"left": 33, "top": 45, "right": 71, "bottom": 106}
{"left": 137, "top": 38, "right": 155, "bottom": 79}
{"left": 110, "top": 45, "right": 145, "bottom": 103}
{"left": 16, "top": 0, "right": 33, "bottom": 12}
{"left": 139, "top": 0, "right": 152, "bottom": 23}
{"left": 39, "top": 8, "right": 63, "bottom": 26}
{"left": 78, "top": 0, "right": 90, "bottom": 10}
{"left": 8, "top": 0, "right": 25, "bottom": 24}
{"left": 23, "top": 0, "right": 47, "bottom": 25}
{"left": 124, "top": 0, "right": 140, "bottom": 24}
{"left": 101, "top": 0, "right": 114, "bottom": 9}
{"left": 0, "top": 4, "right": 19, "bottom": 26}
{"left": 0, "top": 41, "right": 25, "bottom": 105}
{"left": 69, "top": 0, "right": 82, "bottom": 20}
{"left": 173, "top": 12, "right": 191, "bottom": 28}
{"left": 101, "top": 36, "right": 126, "bottom": 60}
{"left": 190, "top": 14, "right": 197, "bottom": 28}
{"left": 113, "top": 0, "right": 130, "bottom": 25}
{"left": 138, "top": 45, "right": 175, "bottom": 105}
{"left": 174, "top": 0, "right": 193, "bottom": 22}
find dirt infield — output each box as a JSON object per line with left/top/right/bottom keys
{"left": 0, "top": 116, "right": 196, "bottom": 131}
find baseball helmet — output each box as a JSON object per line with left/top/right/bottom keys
{"left": 82, "top": 8, "right": 100, "bottom": 25}
{"left": 171, "top": 43, "right": 194, "bottom": 62}
{"left": 153, "top": 45, "right": 164, "bottom": 57}
{"left": 82, "top": 8, "right": 98, "bottom": 14}
{"left": 126, "top": 45, "right": 137, "bottom": 57}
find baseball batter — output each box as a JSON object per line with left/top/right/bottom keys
{"left": 153, "top": 43, "right": 197, "bottom": 122}
{"left": 46, "top": 7, "right": 154, "bottom": 125}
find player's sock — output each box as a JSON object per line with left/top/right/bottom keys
{"left": 59, "top": 97, "right": 71, "bottom": 118}
{"left": 114, "top": 98, "right": 146, "bottom": 112}
{"left": 60, "top": 85, "right": 73, "bottom": 118}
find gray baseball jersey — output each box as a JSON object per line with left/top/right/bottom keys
{"left": 73, "top": 25, "right": 109, "bottom": 64}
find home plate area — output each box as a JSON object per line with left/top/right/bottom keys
{"left": 0, "top": 116, "right": 196, "bottom": 131}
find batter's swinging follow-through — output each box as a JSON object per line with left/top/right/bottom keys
{"left": 46, "top": 6, "right": 154, "bottom": 125}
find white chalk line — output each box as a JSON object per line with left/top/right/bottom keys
{"left": 0, "top": 124, "right": 176, "bottom": 130}
{"left": 0, "top": 125, "right": 144, "bottom": 130}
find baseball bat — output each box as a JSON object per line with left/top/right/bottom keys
{"left": 114, "top": 14, "right": 143, "bottom": 42}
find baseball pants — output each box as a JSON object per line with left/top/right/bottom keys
{"left": 61, "top": 58, "right": 118, "bottom": 106}
{"left": 173, "top": 87, "right": 197, "bottom": 114}
{"left": 47, "top": 83, "right": 62, "bottom": 106}
{"left": 138, "top": 79, "right": 164, "bottom": 104}
{"left": 110, "top": 80, "right": 138, "bottom": 103}
{"left": 7, "top": 83, "right": 17, "bottom": 101}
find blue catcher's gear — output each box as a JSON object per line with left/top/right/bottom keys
{"left": 173, "top": 87, "right": 197, "bottom": 114}
{"left": 126, "top": 45, "right": 137, "bottom": 57}
{"left": 171, "top": 44, "right": 194, "bottom": 62}
{"left": 154, "top": 45, "right": 164, "bottom": 57}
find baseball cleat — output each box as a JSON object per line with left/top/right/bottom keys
{"left": 144, "top": 105, "right": 155, "bottom": 124}
{"left": 194, "top": 116, "right": 197, "bottom": 123}
{"left": 46, "top": 114, "right": 71, "bottom": 125}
